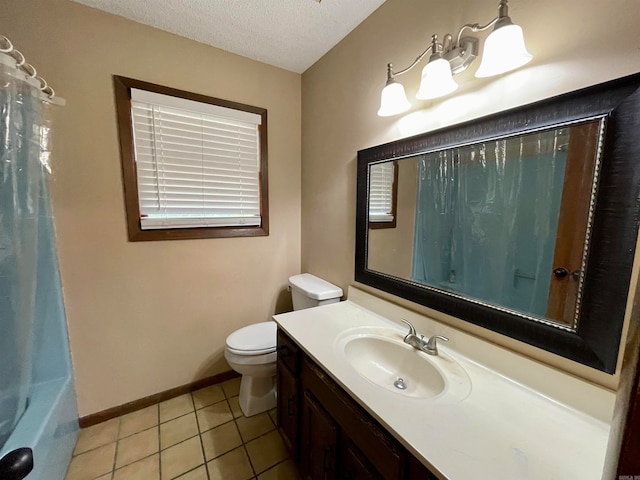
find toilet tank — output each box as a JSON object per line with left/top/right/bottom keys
{"left": 288, "top": 273, "right": 343, "bottom": 310}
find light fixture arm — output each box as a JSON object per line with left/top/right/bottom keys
{"left": 455, "top": 19, "right": 498, "bottom": 48}
{"left": 455, "top": 0, "right": 509, "bottom": 47}
{"left": 389, "top": 43, "right": 434, "bottom": 78}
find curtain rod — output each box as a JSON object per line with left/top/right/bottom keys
{"left": 0, "top": 34, "right": 65, "bottom": 106}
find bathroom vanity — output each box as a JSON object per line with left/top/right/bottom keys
{"left": 273, "top": 288, "right": 613, "bottom": 480}
{"left": 277, "top": 327, "right": 434, "bottom": 479}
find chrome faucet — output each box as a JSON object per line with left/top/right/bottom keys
{"left": 400, "top": 319, "right": 448, "bottom": 356}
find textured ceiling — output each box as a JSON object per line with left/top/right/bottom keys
{"left": 71, "top": 0, "right": 386, "bottom": 73}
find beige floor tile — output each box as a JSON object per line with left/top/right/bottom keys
{"left": 160, "top": 436, "right": 204, "bottom": 480}
{"left": 119, "top": 405, "right": 159, "bottom": 439}
{"left": 268, "top": 408, "right": 277, "bottom": 427}
{"left": 196, "top": 401, "right": 233, "bottom": 432}
{"left": 207, "top": 446, "right": 254, "bottom": 480}
{"left": 192, "top": 385, "right": 225, "bottom": 409}
{"left": 160, "top": 394, "right": 194, "bottom": 423}
{"left": 65, "top": 442, "right": 116, "bottom": 480}
{"left": 257, "top": 460, "right": 301, "bottom": 480}
{"left": 95, "top": 474, "right": 113, "bottom": 480}
{"left": 115, "top": 426, "right": 159, "bottom": 468}
{"left": 201, "top": 421, "right": 242, "bottom": 461}
{"left": 246, "top": 430, "right": 288, "bottom": 474}
{"left": 113, "top": 454, "right": 159, "bottom": 480}
{"left": 236, "top": 413, "right": 275, "bottom": 443}
{"left": 74, "top": 418, "right": 120, "bottom": 455}
{"left": 160, "top": 412, "right": 199, "bottom": 450}
{"left": 175, "top": 465, "right": 208, "bottom": 480}
{"left": 228, "top": 396, "right": 243, "bottom": 418}
{"left": 221, "top": 377, "right": 241, "bottom": 398}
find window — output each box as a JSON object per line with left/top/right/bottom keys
{"left": 368, "top": 161, "right": 397, "bottom": 229}
{"left": 113, "top": 76, "right": 268, "bottom": 241}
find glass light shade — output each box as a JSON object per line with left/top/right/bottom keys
{"left": 475, "top": 24, "right": 532, "bottom": 78}
{"left": 377, "top": 80, "right": 411, "bottom": 117}
{"left": 416, "top": 57, "right": 458, "bottom": 100}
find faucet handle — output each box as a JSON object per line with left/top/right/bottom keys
{"left": 400, "top": 318, "right": 416, "bottom": 336}
{"left": 425, "top": 335, "right": 449, "bottom": 355}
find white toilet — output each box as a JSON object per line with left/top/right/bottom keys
{"left": 224, "top": 273, "right": 343, "bottom": 417}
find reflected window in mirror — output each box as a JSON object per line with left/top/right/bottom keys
{"left": 369, "top": 161, "right": 398, "bottom": 229}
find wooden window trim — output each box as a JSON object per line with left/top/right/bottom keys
{"left": 369, "top": 161, "right": 398, "bottom": 230}
{"left": 113, "top": 75, "right": 269, "bottom": 241}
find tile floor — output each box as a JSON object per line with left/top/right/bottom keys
{"left": 65, "top": 378, "right": 301, "bottom": 480}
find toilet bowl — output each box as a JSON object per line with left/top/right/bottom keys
{"left": 224, "top": 321, "right": 278, "bottom": 417}
{"left": 224, "top": 273, "right": 343, "bottom": 417}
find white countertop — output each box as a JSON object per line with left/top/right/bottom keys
{"left": 273, "top": 297, "right": 611, "bottom": 480}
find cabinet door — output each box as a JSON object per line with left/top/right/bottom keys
{"left": 301, "top": 390, "right": 338, "bottom": 480}
{"left": 277, "top": 362, "right": 299, "bottom": 457}
{"left": 407, "top": 455, "right": 439, "bottom": 480}
{"left": 341, "top": 437, "right": 383, "bottom": 480}
{"left": 302, "top": 357, "right": 406, "bottom": 480}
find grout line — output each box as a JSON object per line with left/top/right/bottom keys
{"left": 259, "top": 458, "right": 292, "bottom": 478}
{"left": 196, "top": 417, "right": 235, "bottom": 438}
{"left": 241, "top": 434, "right": 257, "bottom": 477}
{"left": 191, "top": 391, "right": 212, "bottom": 480}
{"left": 243, "top": 426, "right": 278, "bottom": 447}
{"left": 111, "top": 451, "right": 159, "bottom": 476}
{"left": 173, "top": 465, "right": 206, "bottom": 480}
{"left": 228, "top": 396, "right": 259, "bottom": 479}
{"left": 156, "top": 403, "right": 163, "bottom": 480}
{"left": 110, "top": 416, "right": 122, "bottom": 476}
{"left": 117, "top": 422, "right": 158, "bottom": 441}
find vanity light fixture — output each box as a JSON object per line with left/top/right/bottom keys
{"left": 377, "top": 0, "right": 532, "bottom": 117}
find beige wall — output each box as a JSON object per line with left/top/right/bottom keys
{"left": 4, "top": 0, "right": 301, "bottom": 416}
{"left": 301, "top": 0, "right": 640, "bottom": 388}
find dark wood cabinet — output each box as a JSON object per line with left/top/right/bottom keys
{"left": 341, "top": 437, "right": 383, "bottom": 480}
{"left": 277, "top": 330, "right": 301, "bottom": 458}
{"left": 277, "top": 362, "right": 299, "bottom": 454}
{"left": 300, "top": 390, "right": 339, "bottom": 480}
{"left": 276, "top": 328, "right": 439, "bottom": 480}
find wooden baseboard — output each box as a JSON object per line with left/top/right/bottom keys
{"left": 79, "top": 370, "right": 240, "bottom": 428}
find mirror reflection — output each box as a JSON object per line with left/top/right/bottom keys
{"left": 367, "top": 120, "right": 603, "bottom": 328}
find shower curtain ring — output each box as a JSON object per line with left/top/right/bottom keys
{"left": 36, "top": 77, "right": 48, "bottom": 92}
{"left": 12, "top": 50, "right": 25, "bottom": 67}
{"left": 23, "top": 63, "right": 37, "bottom": 78}
{"left": 44, "top": 86, "right": 55, "bottom": 98}
{"left": 0, "top": 35, "right": 13, "bottom": 53}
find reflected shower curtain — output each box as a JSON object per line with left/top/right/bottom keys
{"left": 0, "top": 63, "right": 52, "bottom": 449}
{"left": 412, "top": 132, "right": 566, "bottom": 317}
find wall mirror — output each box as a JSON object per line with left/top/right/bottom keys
{"left": 356, "top": 73, "right": 640, "bottom": 373}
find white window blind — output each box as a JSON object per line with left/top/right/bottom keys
{"left": 130, "top": 88, "right": 263, "bottom": 230}
{"left": 369, "top": 162, "right": 395, "bottom": 222}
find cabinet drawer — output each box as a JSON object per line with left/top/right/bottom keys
{"left": 277, "top": 329, "right": 300, "bottom": 374}
{"left": 302, "top": 357, "right": 406, "bottom": 480}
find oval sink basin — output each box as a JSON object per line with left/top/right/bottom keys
{"left": 343, "top": 335, "right": 446, "bottom": 399}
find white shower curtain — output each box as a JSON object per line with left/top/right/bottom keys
{"left": 0, "top": 61, "right": 53, "bottom": 449}
{"left": 411, "top": 130, "right": 566, "bottom": 318}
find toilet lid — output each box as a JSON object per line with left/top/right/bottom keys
{"left": 226, "top": 321, "right": 277, "bottom": 355}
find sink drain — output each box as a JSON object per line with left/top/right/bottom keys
{"left": 393, "top": 377, "right": 407, "bottom": 390}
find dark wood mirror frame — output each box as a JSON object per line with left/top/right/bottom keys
{"left": 356, "top": 73, "right": 640, "bottom": 374}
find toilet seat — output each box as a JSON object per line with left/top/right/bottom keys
{"left": 225, "top": 321, "right": 276, "bottom": 356}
